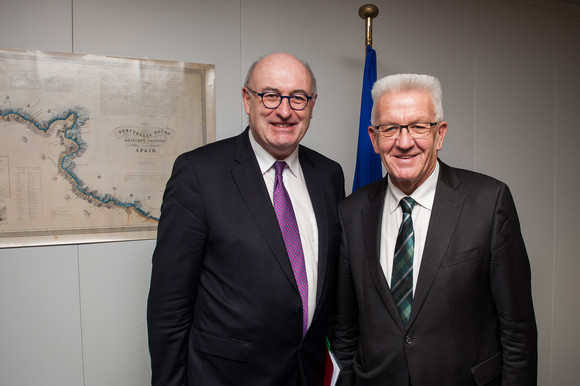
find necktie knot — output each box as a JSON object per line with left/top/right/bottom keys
{"left": 274, "top": 161, "right": 287, "bottom": 177}
{"left": 400, "top": 197, "right": 416, "bottom": 215}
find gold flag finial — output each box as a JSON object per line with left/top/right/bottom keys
{"left": 358, "top": 4, "right": 379, "bottom": 48}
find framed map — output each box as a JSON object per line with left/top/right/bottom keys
{"left": 0, "top": 49, "right": 215, "bottom": 248}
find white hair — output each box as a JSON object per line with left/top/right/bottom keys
{"left": 370, "top": 73, "right": 444, "bottom": 125}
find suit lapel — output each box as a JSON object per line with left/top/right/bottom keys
{"left": 408, "top": 161, "right": 465, "bottom": 327}
{"left": 230, "top": 129, "right": 298, "bottom": 291}
{"left": 362, "top": 179, "right": 408, "bottom": 330}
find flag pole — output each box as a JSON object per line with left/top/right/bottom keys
{"left": 358, "top": 4, "right": 379, "bottom": 48}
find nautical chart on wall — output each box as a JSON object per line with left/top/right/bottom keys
{"left": 0, "top": 49, "right": 215, "bottom": 248}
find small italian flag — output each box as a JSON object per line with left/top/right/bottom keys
{"left": 323, "top": 337, "right": 341, "bottom": 386}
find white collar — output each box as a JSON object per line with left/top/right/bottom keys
{"left": 387, "top": 161, "right": 440, "bottom": 213}
{"left": 248, "top": 129, "right": 300, "bottom": 177}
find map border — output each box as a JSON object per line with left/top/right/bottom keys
{"left": 0, "top": 49, "right": 216, "bottom": 248}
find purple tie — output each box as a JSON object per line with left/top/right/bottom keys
{"left": 273, "top": 161, "right": 308, "bottom": 337}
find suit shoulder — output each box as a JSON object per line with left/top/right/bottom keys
{"left": 340, "top": 178, "right": 384, "bottom": 209}
{"left": 441, "top": 164, "right": 514, "bottom": 203}
{"left": 179, "top": 135, "right": 238, "bottom": 161}
{"left": 299, "top": 145, "right": 342, "bottom": 171}
{"left": 171, "top": 134, "right": 246, "bottom": 176}
{"left": 299, "top": 146, "right": 345, "bottom": 191}
{"left": 450, "top": 166, "right": 506, "bottom": 189}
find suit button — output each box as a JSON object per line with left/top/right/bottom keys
{"left": 405, "top": 336, "right": 413, "bottom": 345}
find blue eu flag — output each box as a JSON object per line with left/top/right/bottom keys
{"left": 352, "top": 45, "right": 382, "bottom": 192}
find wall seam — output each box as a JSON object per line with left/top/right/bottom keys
{"left": 76, "top": 245, "right": 86, "bottom": 386}
{"left": 549, "top": 17, "right": 559, "bottom": 386}
{"left": 71, "top": 0, "right": 74, "bottom": 53}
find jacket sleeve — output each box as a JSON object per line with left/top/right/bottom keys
{"left": 147, "top": 154, "right": 206, "bottom": 386}
{"left": 490, "top": 183, "right": 538, "bottom": 385}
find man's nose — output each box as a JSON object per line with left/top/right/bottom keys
{"left": 395, "top": 127, "right": 415, "bottom": 148}
{"left": 275, "top": 97, "right": 293, "bottom": 117}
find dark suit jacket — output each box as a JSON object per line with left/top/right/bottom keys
{"left": 147, "top": 128, "right": 345, "bottom": 386}
{"left": 333, "top": 160, "right": 537, "bottom": 386}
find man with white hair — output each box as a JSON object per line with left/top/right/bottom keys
{"left": 333, "top": 73, "right": 537, "bottom": 385}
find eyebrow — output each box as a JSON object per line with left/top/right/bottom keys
{"left": 380, "top": 121, "right": 428, "bottom": 125}
{"left": 260, "top": 87, "right": 310, "bottom": 95}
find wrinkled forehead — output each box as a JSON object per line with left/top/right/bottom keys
{"left": 251, "top": 56, "right": 313, "bottom": 93}
{"left": 376, "top": 90, "right": 435, "bottom": 121}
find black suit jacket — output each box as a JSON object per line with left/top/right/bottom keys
{"left": 333, "top": 161, "right": 537, "bottom": 386}
{"left": 147, "top": 128, "right": 345, "bottom": 386}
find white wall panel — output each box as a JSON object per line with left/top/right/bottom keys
{"left": 0, "top": 245, "right": 83, "bottom": 386}
{"left": 78, "top": 240, "right": 155, "bottom": 386}
{"left": 0, "top": 0, "right": 72, "bottom": 52}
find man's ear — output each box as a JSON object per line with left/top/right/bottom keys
{"left": 368, "top": 126, "right": 380, "bottom": 154}
{"left": 435, "top": 121, "right": 448, "bottom": 151}
{"left": 242, "top": 87, "right": 251, "bottom": 115}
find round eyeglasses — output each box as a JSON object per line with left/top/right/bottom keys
{"left": 374, "top": 122, "right": 438, "bottom": 139}
{"left": 247, "top": 88, "right": 313, "bottom": 111}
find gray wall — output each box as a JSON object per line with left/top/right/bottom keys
{"left": 1, "top": 0, "right": 578, "bottom": 384}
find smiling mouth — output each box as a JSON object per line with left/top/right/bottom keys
{"left": 272, "top": 123, "right": 294, "bottom": 128}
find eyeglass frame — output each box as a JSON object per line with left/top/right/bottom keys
{"left": 373, "top": 122, "right": 439, "bottom": 139}
{"left": 246, "top": 87, "right": 314, "bottom": 111}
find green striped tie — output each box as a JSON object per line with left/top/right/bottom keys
{"left": 391, "top": 197, "right": 417, "bottom": 327}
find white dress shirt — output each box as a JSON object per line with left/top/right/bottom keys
{"left": 379, "top": 162, "right": 439, "bottom": 293}
{"left": 249, "top": 131, "right": 318, "bottom": 329}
